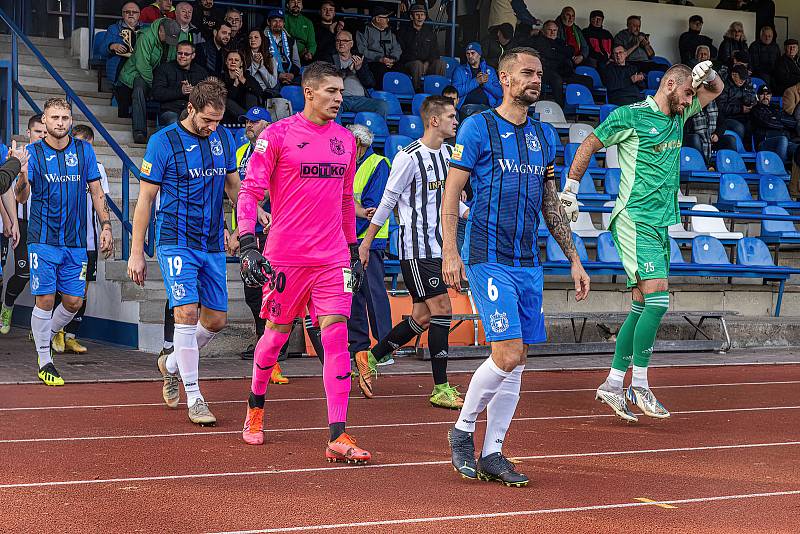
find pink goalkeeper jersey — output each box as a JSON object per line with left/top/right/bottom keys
{"left": 238, "top": 112, "right": 357, "bottom": 267}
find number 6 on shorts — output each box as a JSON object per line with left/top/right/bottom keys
{"left": 488, "top": 277, "right": 499, "bottom": 301}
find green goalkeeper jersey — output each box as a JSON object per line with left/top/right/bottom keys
{"left": 594, "top": 95, "right": 701, "bottom": 227}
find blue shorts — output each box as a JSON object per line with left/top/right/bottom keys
{"left": 157, "top": 245, "right": 228, "bottom": 312}
{"left": 466, "top": 263, "right": 546, "bottom": 345}
{"left": 28, "top": 244, "right": 88, "bottom": 297}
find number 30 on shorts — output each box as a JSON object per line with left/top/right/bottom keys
{"left": 487, "top": 277, "right": 499, "bottom": 301}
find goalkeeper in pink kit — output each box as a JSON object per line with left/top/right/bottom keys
{"left": 237, "top": 62, "right": 370, "bottom": 463}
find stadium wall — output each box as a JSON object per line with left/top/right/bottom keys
{"left": 524, "top": 0, "right": 756, "bottom": 65}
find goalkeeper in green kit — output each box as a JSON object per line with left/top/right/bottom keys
{"left": 563, "top": 61, "right": 723, "bottom": 422}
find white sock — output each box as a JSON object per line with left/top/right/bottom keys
{"left": 31, "top": 306, "right": 53, "bottom": 368}
{"left": 632, "top": 365, "right": 649, "bottom": 388}
{"left": 163, "top": 341, "right": 174, "bottom": 350}
{"left": 174, "top": 323, "right": 203, "bottom": 406}
{"left": 482, "top": 365, "right": 524, "bottom": 457}
{"left": 454, "top": 358, "right": 510, "bottom": 433}
{"left": 606, "top": 367, "right": 626, "bottom": 389}
{"left": 195, "top": 322, "right": 217, "bottom": 350}
{"left": 50, "top": 304, "right": 78, "bottom": 336}
{"left": 166, "top": 351, "right": 179, "bottom": 374}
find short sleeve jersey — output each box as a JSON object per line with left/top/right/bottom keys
{"left": 450, "top": 109, "right": 556, "bottom": 267}
{"left": 26, "top": 137, "right": 100, "bottom": 248}
{"left": 594, "top": 95, "right": 701, "bottom": 227}
{"left": 140, "top": 122, "right": 236, "bottom": 253}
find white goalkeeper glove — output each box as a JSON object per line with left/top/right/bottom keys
{"left": 558, "top": 178, "right": 580, "bottom": 223}
{"left": 691, "top": 60, "right": 716, "bottom": 90}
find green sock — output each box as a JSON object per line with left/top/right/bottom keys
{"left": 610, "top": 301, "right": 645, "bottom": 372}
{"left": 632, "top": 291, "right": 670, "bottom": 369}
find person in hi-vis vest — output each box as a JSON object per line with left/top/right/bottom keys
{"left": 347, "top": 124, "right": 393, "bottom": 360}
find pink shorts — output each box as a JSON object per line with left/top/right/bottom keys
{"left": 260, "top": 263, "right": 353, "bottom": 324}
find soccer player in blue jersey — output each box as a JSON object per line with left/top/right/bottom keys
{"left": 128, "top": 79, "right": 240, "bottom": 426}
{"left": 13, "top": 98, "right": 114, "bottom": 386}
{"left": 441, "top": 48, "right": 590, "bottom": 486}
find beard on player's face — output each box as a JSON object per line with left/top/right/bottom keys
{"left": 666, "top": 87, "right": 685, "bottom": 116}
{"left": 510, "top": 76, "right": 541, "bottom": 107}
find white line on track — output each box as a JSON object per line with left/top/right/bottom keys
{"left": 1, "top": 405, "right": 799, "bottom": 444}
{"left": 2, "top": 379, "right": 800, "bottom": 412}
{"left": 206, "top": 489, "right": 800, "bottom": 533}
{"left": 2, "top": 404, "right": 800, "bottom": 445}
{"left": 1, "top": 441, "right": 798, "bottom": 490}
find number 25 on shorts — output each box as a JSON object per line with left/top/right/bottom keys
{"left": 487, "top": 277, "right": 499, "bottom": 302}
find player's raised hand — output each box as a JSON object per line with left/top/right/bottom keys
{"left": 571, "top": 261, "right": 590, "bottom": 301}
{"left": 691, "top": 60, "right": 716, "bottom": 90}
{"left": 442, "top": 249, "right": 466, "bottom": 291}
{"left": 239, "top": 233, "right": 270, "bottom": 287}
{"left": 558, "top": 178, "right": 580, "bottom": 223}
{"left": 9, "top": 140, "right": 29, "bottom": 173}
{"left": 127, "top": 252, "right": 147, "bottom": 286}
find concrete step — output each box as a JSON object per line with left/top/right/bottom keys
{"left": 18, "top": 74, "right": 98, "bottom": 93}
{"left": 13, "top": 52, "right": 82, "bottom": 70}
{"left": 18, "top": 62, "right": 96, "bottom": 83}
{"left": 0, "top": 39, "right": 72, "bottom": 59}
{"left": 18, "top": 105, "right": 153, "bottom": 129}
{"left": 25, "top": 88, "right": 113, "bottom": 108}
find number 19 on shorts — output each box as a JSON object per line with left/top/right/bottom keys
{"left": 167, "top": 256, "right": 183, "bottom": 276}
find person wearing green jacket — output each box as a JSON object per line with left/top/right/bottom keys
{"left": 284, "top": 0, "right": 316, "bottom": 63}
{"left": 117, "top": 18, "right": 181, "bottom": 144}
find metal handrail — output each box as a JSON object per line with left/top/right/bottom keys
{"left": 1, "top": 7, "right": 152, "bottom": 260}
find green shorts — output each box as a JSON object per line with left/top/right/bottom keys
{"left": 610, "top": 211, "right": 670, "bottom": 288}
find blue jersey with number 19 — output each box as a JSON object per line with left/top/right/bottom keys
{"left": 450, "top": 110, "right": 556, "bottom": 267}
{"left": 140, "top": 122, "right": 236, "bottom": 253}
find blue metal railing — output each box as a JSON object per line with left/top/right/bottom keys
{"left": 1, "top": 7, "right": 153, "bottom": 260}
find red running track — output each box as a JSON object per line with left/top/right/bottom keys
{"left": 2, "top": 365, "right": 800, "bottom": 533}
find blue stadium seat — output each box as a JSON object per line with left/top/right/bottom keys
{"left": 604, "top": 168, "right": 621, "bottom": 197}
{"left": 354, "top": 112, "right": 389, "bottom": 146}
{"left": 564, "top": 143, "right": 604, "bottom": 179}
{"left": 737, "top": 237, "right": 777, "bottom": 267}
{"left": 576, "top": 65, "right": 606, "bottom": 100}
{"left": 760, "top": 206, "right": 800, "bottom": 242}
{"left": 540, "top": 121, "right": 564, "bottom": 158}
{"left": 647, "top": 70, "right": 663, "bottom": 90}
{"left": 756, "top": 150, "right": 789, "bottom": 178}
{"left": 723, "top": 129, "right": 756, "bottom": 161}
{"left": 691, "top": 235, "right": 731, "bottom": 265}
{"left": 424, "top": 74, "right": 451, "bottom": 95}
{"left": 643, "top": 88, "right": 656, "bottom": 97}
{"left": 716, "top": 149, "right": 759, "bottom": 180}
{"left": 546, "top": 233, "right": 589, "bottom": 262}
{"left": 385, "top": 212, "right": 401, "bottom": 290}
{"left": 565, "top": 84, "right": 600, "bottom": 116}
{"left": 280, "top": 85, "right": 304, "bottom": 113}
{"left": 441, "top": 56, "right": 460, "bottom": 80}
{"left": 651, "top": 56, "right": 671, "bottom": 67}
{"left": 669, "top": 238, "right": 685, "bottom": 264}
{"left": 383, "top": 72, "right": 415, "bottom": 103}
{"left": 759, "top": 176, "right": 800, "bottom": 209}
{"left": 369, "top": 90, "right": 404, "bottom": 124}
{"left": 596, "top": 231, "right": 621, "bottom": 263}
{"left": 751, "top": 76, "right": 767, "bottom": 93}
{"left": 560, "top": 168, "right": 611, "bottom": 203}
{"left": 411, "top": 93, "right": 430, "bottom": 116}
{"left": 384, "top": 134, "right": 413, "bottom": 162}
{"left": 717, "top": 173, "right": 768, "bottom": 211}
{"left": 398, "top": 114, "right": 424, "bottom": 139}
{"left": 680, "top": 146, "right": 720, "bottom": 183}
{"left": 599, "top": 104, "right": 617, "bottom": 122}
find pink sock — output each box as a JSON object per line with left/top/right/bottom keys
{"left": 251, "top": 328, "right": 290, "bottom": 396}
{"left": 321, "top": 322, "right": 351, "bottom": 424}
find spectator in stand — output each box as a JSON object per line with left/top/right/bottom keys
{"left": 224, "top": 8, "right": 247, "bottom": 51}
{"left": 151, "top": 41, "right": 208, "bottom": 126}
{"left": 752, "top": 0, "right": 775, "bottom": 35}
{"left": 94, "top": 2, "right": 140, "bottom": 86}
{"left": 314, "top": 1, "right": 344, "bottom": 62}
{"left": 583, "top": 10, "right": 614, "bottom": 68}
{"left": 195, "top": 21, "right": 230, "bottom": 76}
{"left": 773, "top": 39, "right": 800, "bottom": 96}
{"left": 783, "top": 82, "right": 800, "bottom": 122}
{"left": 688, "top": 44, "right": 712, "bottom": 68}
{"left": 117, "top": 18, "right": 181, "bottom": 144}
{"left": 613, "top": 15, "right": 663, "bottom": 73}
{"left": 602, "top": 45, "right": 644, "bottom": 106}
{"left": 263, "top": 9, "right": 302, "bottom": 87}
{"left": 556, "top": 7, "right": 588, "bottom": 68}
{"left": 528, "top": 21, "right": 594, "bottom": 106}
{"left": 398, "top": 3, "right": 445, "bottom": 91}
{"left": 442, "top": 85, "right": 459, "bottom": 107}
{"left": 684, "top": 99, "right": 736, "bottom": 165}
{"left": 173, "top": 2, "right": 203, "bottom": 48}
{"left": 718, "top": 50, "right": 751, "bottom": 80}
{"left": 357, "top": 6, "right": 402, "bottom": 89}
{"left": 285, "top": 0, "right": 316, "bottom": 65}
{"left": 678, "top": 15, "right": 717, "bottom": 65}
{"left": 193, "top": 0, "right": 223, "bottom": 42}
{"left": 140, "top": 0, "right": 175, "bottom": 24}
{"left": 718, "top": 63, "right": 757, "bottom": 143}
{"left": 487, "top": 0, "right": 541, "bottom": 42}
{"left": 243, "top": 29, "right": 278, "bottom": 101}
{"left": 749, "top": 25, "right": 780, "bottom": 86}
{"left": 330, "top": 30, "right": 389, "bottom": 118}
{"left": 718, "top": 22, "right": 749, "bottom": 67}
{"left": 482, "top": 23, "right": 516, "bottom": 70}
{"left": 451, "top": 42, "right": 501, "bottom": 117}
{"left": 751, "top": 85, "right": 799, "bottom": 162}
{"left": 220, "top": 49, "right": 262, "bottom": 123}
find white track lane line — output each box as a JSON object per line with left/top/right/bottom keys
{"left": 207, "top": 489, "right": 800, "bottom": 533}
{"left": 1, "top": 405, "right": 799, "bottom": 444}
{"left": 1, "top": 440, "right": 798, "bottom": 490}
{"left": 3, "top": 379, "right": 800, "bottom": 412}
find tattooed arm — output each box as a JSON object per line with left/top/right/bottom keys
{"left": 89, "top": 180, "right": 114, "bottom": 258}
{"left": 543, "top": 177, "right": 590, "bottom": 301}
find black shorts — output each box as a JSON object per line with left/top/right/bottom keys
{"left": 400, "top": 258, "right": 447, "bottom": 303}
{"left": 86, "top": 250, "right": 98, "bottom": 282}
